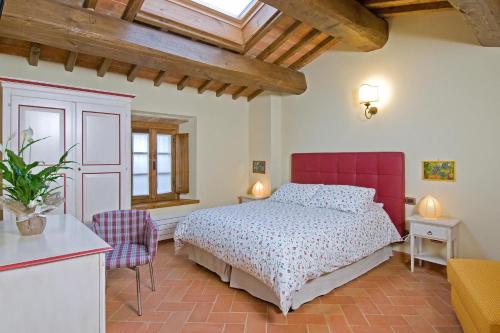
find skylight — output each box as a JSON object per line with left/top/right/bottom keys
{"left": 190, "top": 0, "right": 256, "bottom": 18}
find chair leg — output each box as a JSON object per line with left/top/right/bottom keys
{"left": 149, "top": 262, "right": 156, "bottom": 292}
{"left": 135, "top": 267, "right": 143, "bottom": 316}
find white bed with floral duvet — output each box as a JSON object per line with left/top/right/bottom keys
{"left": 175, "top": 184, "right": 402, "bottom": 314}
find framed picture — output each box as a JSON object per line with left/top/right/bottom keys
{"left": 252, "top": 161, "right": 266, "bottom": 174}
{"left": 422, "top": 160, "right": 456, "bottom": 182}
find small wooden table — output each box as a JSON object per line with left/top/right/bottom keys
{"left": 238, "top": 194, "right": 270, "bottom": 204}
{"left": 408, "top": 214, "right": 460, "bottom": 272}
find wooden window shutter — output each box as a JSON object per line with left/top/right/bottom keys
{"left": 175, "top": 133, "right": 189, "bottom": 194}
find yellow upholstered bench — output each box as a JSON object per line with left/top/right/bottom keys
{"left": 447, "top": 259, "right": 500, "bottom": 333}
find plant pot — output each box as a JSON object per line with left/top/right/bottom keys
{"left": 16, "top": 215, "right": 47, "bottom": 236}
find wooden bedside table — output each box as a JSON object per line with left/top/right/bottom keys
{"left": 238, "top": 194, "right": 270, "bottom": 204}
{"left": 408, "top": 215, "right": 461, "bottom": 272}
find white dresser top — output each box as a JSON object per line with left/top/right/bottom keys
{"left": 0, "top": 214, "right": 112, "bottom": 272}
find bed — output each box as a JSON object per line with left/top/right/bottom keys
{"left": 175, "top": 152, "right": 405, "bottom": 314}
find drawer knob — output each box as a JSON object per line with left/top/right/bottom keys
{"left": 427, "top": 231, "right": 433, "bottom": 236}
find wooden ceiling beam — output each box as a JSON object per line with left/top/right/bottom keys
{"left": 375, "top": 1, "right": 452, "bottom": 16}
{"left": 177, "top": 76, "right": 190, "bottom": 91}
{"left": 154, "top": 71, "right": 167, "bottom": 87}
{"left": 247, "top": 89, "right": 263, "bottom": 102}
{"left": 257, "top": 20, "right": 302, "bottom": 61}
{"left": 448, "top": 0, "right": 500, "bottom": 46}
{"left": 216, "top": 83, "right": 231, "bottom": 97}
{"left": 65, "top": 51, "right": 78, "bottom": 72}
{"left": 28, "top": 43, "right": 41, "bottom": 66}
{"left": 0, "top": 0, "right": 306, "bottom": 95}
{"left": 232, "top": 87, "right": 248, "bottom": 100}
{"left": 127, "top": 65, "right": 141, "bottom": 82}
{"left": 82, "top": 0, "right": 97, "bottom": 9}
{"left": 290, "top": 36, "right": 336, "bottom": 70}
{"left": 97, "top": 58, "right": 112, "bottom": 77}
{"left": 259, "top": 0, "right": 388, "bottom": 51}
{"left": 122, "top": 0, "right": 145, "bottom": 21}
{"left": 244, "top": 12, "right": 285, "bottom": 53}
{"left": 274, "top": 29, "right": 322, "bottom": 65}
{"left": 197, "top": 80, "right": 211, "bottom": 94}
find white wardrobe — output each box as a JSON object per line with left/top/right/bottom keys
{"left": 0, "top": 79, "right": 132, "bottom": 223}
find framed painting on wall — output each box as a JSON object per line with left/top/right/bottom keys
{"left": 252, "top": 161, "right": 266, "bottom": 174}
{"left": 422, "top": 160, "right": 456, "bottom": 182}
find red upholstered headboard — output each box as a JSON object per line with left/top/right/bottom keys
{"left": 291, "top": 152, "right": 405, "bottom": 235}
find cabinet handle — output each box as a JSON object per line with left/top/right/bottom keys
{"left": 427, "top": 231, "right": 433, "bottom": 236}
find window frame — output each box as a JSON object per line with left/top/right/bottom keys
{"left": 131, "top": 122, "right": 179, "bottom": 206}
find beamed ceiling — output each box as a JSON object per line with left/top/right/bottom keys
{"left": 0, "top": 0, "right": 496, "bottom": 101}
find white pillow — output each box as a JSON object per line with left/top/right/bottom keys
{"left": 306, "top": 185, "right": 376, "bottom": 214}
{"left": 269, "top": 183, "right": 321, "bottom": 206}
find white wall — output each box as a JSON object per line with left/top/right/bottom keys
{"left": 280, "top": 12, "right": 500, "bottom": 260}
{"left": 0, "top": 54, "right": 249, "bottom": 219}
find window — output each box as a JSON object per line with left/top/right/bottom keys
{"left": 190, "top": 0, "right": 256, "bottom": 18}
{"left": 131, "top": 121, "right": 190, "bottom": 207}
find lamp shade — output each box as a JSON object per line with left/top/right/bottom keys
{"left": 252, "top": 181, "right": 265, "bottom": 197}
{"left": 418, "top": 195, "right": 442, "bottom": 219}
{"left": 359, "top": 84, "right": 379, "bottom": 104}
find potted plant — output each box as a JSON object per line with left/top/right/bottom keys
{"left": 0, "top": 128, "right": 74, "bottom": 236}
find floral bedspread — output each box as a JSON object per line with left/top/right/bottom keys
{"left": 174, "top": 200, "right": 401, "bottom": 314}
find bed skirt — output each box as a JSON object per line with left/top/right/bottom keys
{"left": 179, "top": 244, "right": 393, "bottom": 311}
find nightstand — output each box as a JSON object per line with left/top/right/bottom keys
{"left": 238, "top": 194, "right": 270, "bottom": 204}
{"left": 408, "top": 215, "right": 461, "bottom": 272}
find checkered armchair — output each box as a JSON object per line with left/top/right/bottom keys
{"left": 92, "top": 210, "right": 158, "bottom": 316}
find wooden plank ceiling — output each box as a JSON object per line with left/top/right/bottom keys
{"left": 0, "top": 0, "right": 455, "bottom": 101}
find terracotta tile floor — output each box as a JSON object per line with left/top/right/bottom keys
{"left": 106, "top": 241, "right": 463, "bottom": 333}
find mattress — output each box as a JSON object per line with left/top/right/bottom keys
{"left": 175, "top": 200, "right": 401, "bottom": 314}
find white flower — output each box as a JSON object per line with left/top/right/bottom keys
{"left": 21, "top": 127, "right": 34, "bottom": 143}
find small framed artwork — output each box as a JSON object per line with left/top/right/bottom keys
{"left": 252, "top": 161, "right": 266, "bottom": 174}
{"left": 422, "top": 160, "right": 456, "bottom": 182}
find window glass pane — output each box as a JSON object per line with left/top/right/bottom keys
{"left": 191, "top": 0, "right": 254, "bottom": 17}
{"left": 133, "top": 153, "right": 149, "bottom": 174}
{"left": 157, "top": 173, "right": 172, "bottom": 194}
{"left": 133, "top": 133, "right": 149, "bottom": 153}
{"left": 157, "top": 154, "right": 172, "bottom": 173}
{"left": 157, "top": 134, "right": 171, "bottom": 153}
{"left": 133, "top": 133, "right": 149, "bottom": 196}
{"left": 133, "top": 175, "right": 149, "bottom": 196}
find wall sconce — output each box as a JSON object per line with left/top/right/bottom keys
{"left": 359, "top": 84, "right": 379, "bottom": 119}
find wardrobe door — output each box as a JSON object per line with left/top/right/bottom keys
{"left": 10, "top": 96, "right": 76, "bottom": 216}
{"left": 75, "top": 103, "right": 131, "bottom": 223}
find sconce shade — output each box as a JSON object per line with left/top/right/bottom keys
{"left": 359, "top": 84, "right": 379, "bottom": 104}
{"left": 418, "top": 195, "right": 442, "bottom": 219}
{"left": 252, "top": 181, "right": 265, "bottom": 197}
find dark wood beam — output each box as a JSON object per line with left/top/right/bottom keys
{"left": 290, "top": 36, "right": 336, "bottom": 70}
{"left": 216, "top": 83, "right": 231, "bottom": 97}
{"left": 177, "top": 76, "right": 190, "bottom": 91}
{"left": 448, "top": 0, "right": 500, "bottom": 46}
{"left": 127, "top": 65, "right": 140, "bottom": 82}
{"left": 154, "top": 71, "right": 167, "bottom": 87}
{"left": 64, "top": 51, "right": 78, "bottom": 72}
{"left": 247, "top": 89, "right": 263, "bottom": 102}
{"left": 83, "top": 0, "right": 97, "bottom": 9}
{"left": 28, "top": 43, "right": 41, "bottom": 66}
{"left": 122, "top": 0, "right": 145, "bottom": 21}
{"left": 232, "top": 87, "right": 248, "bottom": 100}
{"left": 375, "top": 2, "right": 452, "bottom": 17}
{"left": 274, "top": 29, "right": 321, "bottom": 65}
{"left": 244, "top": 12, "right": 284, "bottom": 53}
{"left": 197, "top": 80, "right": 211, "bottom": 94}
{"left": 257, "top": 21, "right": 302, "bottom": 61}
{"left": 259, "top": 0, "right": 388, "bottom": 51}
{"left": 0, "top": 0, "right": 306, "bottom": 95}
{"left": 97, "top": 58, "right": 112, "bottom": 77}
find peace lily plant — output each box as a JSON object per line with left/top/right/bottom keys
{"left": 0, "top": 128, "right": 74, "bottom": 235}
